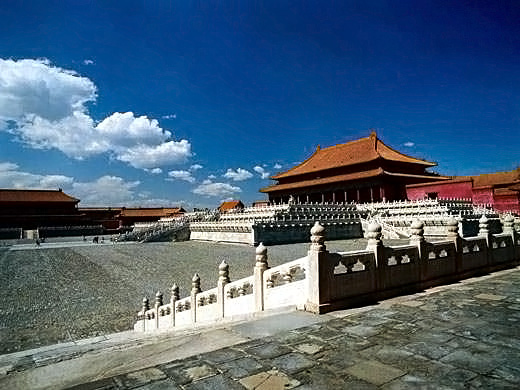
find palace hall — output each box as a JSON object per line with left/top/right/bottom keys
{"left": 261, "top": 132, "right": 448, "bottom": 204}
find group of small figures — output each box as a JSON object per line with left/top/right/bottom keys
{"left": 88, "top": 236, "right": 106, "bottom": 244}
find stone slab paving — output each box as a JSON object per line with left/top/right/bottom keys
{"left": 1, "top": 267, "right": 519, "bottom": 389}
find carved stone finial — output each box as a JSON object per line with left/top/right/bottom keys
{"left": 366, "top": 221, "right": 382, "bottom": 247}
{"left": 479, "top": 214, "right": 489, "bottom": 236}
{"left": 191, "top": 273, "right": 201, "bottom": 294}
{"left": 503, "top": 214, "right": 515, "bottom": 233}
{"left": 255, "top": 243, "right": 269, "bottom": 269}
{"left": 446, "top": 217, "right": 459, "bottom": 238}
{"left": 410, "top": 219, "right": 425, "bottom": 242}
{"left": 219, "top": 260, "right": 230, "bottom": 284}
{"left": 155, "top": 291, "right": 163, "bottom": 306}
{"left": 171, "top": 283, "right": 179, "bottom": 301}
{"left": 142, "top": 297, "right": 150, "bottom": 311}
{"left": 309, "top": 221, "right": 326, "bottom": 252}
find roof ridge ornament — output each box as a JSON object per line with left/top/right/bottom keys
{"left": 370, "top": 129, "right": 378, "bottom": 152}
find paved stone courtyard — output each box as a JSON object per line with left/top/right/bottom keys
{"left": 1, "top": 238, "right": 388, "bottom": 354}
{"left": 1, "top": 266, "right": 519, "bottom": 389}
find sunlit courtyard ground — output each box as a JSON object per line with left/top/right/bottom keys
{"left": 0, "top": 237, "right": 402, "bottom": 354}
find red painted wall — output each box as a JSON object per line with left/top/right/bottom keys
{"left": 494, "top": 194, "right": 520, "bottom": 214}
{"left": 472, "top": 187, "right": 494, "bottom": 205}
{"left": 406, "top": 181, "right": 473, "bottom": 200}
{"left": 407, "top": 181, "right": 520, "bottom": 214}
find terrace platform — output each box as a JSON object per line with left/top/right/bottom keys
{"left": 1, "top": 266, "right": 519, "bottom": 389}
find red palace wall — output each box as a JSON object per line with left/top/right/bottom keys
{"left": 472, "top": 187, "right": 494, "bottom": 205}
{"left": 407, "top": 181, "right": 520, "bottom": 214}
{"left": 406, "top": 181, "right": 473, "bottom": 201}
{"left": 494, "top": 194, "right": 520, "bottom": 214}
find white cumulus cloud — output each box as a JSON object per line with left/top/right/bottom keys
{"left": 223, "top": 168, "right": 253, "bottom": 181}
{"left": 145, "top": 167, "right": 163, "bottom": 174}
{"left": 0, "top": 58, "right": 192, "bottom": 169}
{"left": 83, "top": 59, "right": 95, "bottom": 65}
{"left": 72, "top": 176, "right": 140, "bottom": 206}
{"left": 192, "top": 180, "right": 241, "bottom": 198}
{"left": 113, "top": 136, "right": 192, "bottom": 169}
{"left": 253, "top": 165, "right": 270, "bottom": 179}
{"left": 190, "top": 164, "right": 203, "bottom": 171}
{"left": 168, "top": 170, "right": 195, "bottom": 183}
{"left": 0, "top": 161, "right": 189, "bottom": 207}
{"left": 404, "top": 141, "right": 415, "bottom": 147}
{"left": 0, "top": 58, "right": 97, "bottom": 122}
{"left": 0, "top": 161, "right": 73, "bottom": 189}
{"left": 274, "top": 163, "right": 282, "bottom": 169}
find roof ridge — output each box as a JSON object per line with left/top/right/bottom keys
{"left": 376, "top": 138, "right": 436, "bottom": 165}
{"left": 0, "top": 188, "right": 63, "bottom": 192}
{"left": 272, "top": 132, "right": 436, "bottom": 180}
{"left": 271, "top": 135, "right": 374, "bottom": 179}
{"left": 319, "top": 134, "right": 372, "bottom": 152}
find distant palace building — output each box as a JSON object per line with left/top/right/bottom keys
{"left": 0, "top": 188, "right": 186, "bottom": 238}
{"left": 218, "top": 200, "right": 245, "bottom": 213}
{"left": 407, "top": 168, "right": 520, "bottom": 214}
{"left": 0, "top": 189, "right": 83, "bottom": 230}
{"left": 116, "top": 207, "right": 185, "bottom": 226}
{"left": 261, "top": 132, "right": 448, "bottom": 204}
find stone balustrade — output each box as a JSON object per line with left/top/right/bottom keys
{"left": 188, "top": 222, "right": 252, "bottom": 233}
{"left": 189, "top": 202, "right": 365, "bottom": 245}
{"left": 135, "top": 243, "right": 309, "bottom": 332}
{"left": 357, "top": 198, "right": 502, "bottom": 239}
{"left": 135, "top": 215, "right": 520, "bottom": 332}
{"left": 307, "top": 215, "right": 519, "bottom": 313}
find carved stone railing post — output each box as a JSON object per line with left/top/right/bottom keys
{"left": 410, "top": 219, "right": 427, "bottom": 280}
{"left": 310, "top": 221, "right": 327, "bottom": 253}
{"left": 254, "top": 243, "right": 269, "bottom": 312}
{"left": 479, "top": 213, "right": 492, "bottom": 246}
{"left": 410, "top": 219, "right": 425, "bottom": 250}
{"left": 502, "top": 214, "right": 519, "bottom": 262}
{"left": 218, "top": 260, "right": 230, "bottom": 318}
{"left": 478, "top": 214, "right": 492, "bottom": 265}
{"left": 503, "top": 214, "right": 514, "bottom": 234}
{"left": 155, "top": 291, "right": 163, "bottom": 329}
{"left": 170, "top": 283, "right": 179, "bottom": 327}
{"left": 366, "top": 220, "right": 383, "bottom": 265}
{"left": 446, "top": 217, "right": 463, "bottom": 273}
{"left": 191, "top": 274, "right": 201, "bottom": 323}
{"left": 141, "top": 297, "right": 149, "bottom": 331}
{"left": 365, "top": 221, "right": 385, "bottom": 291}
{"left": 305, "top": 222, "right": 331, "bottom": 313}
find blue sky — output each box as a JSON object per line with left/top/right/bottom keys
{"left": 0, "top": 1, "right": 518, "bottom": 208}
